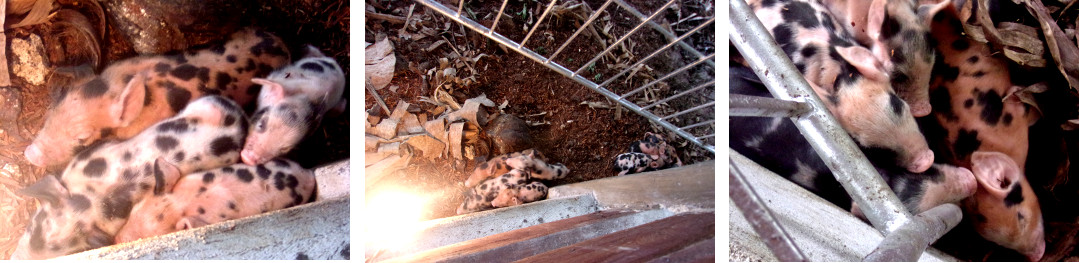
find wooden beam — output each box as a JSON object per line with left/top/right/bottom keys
{"left": 517, "top": 212, "right": 715, "bottom": 262}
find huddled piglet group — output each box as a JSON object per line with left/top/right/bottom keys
{"left": 613, "top": 132, "right": 682, "bottom": 176}
{"left": 11, "top": 28, "right": 346, "bottom": 259}
{"left": 736, "top": 0, "right": 1048, "bottom": 260}
{"left": 457, "top": 149, "right": 569, "bottom": 214}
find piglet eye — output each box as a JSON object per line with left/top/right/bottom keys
{"left": 256, "top": 119, "right": 267, "bottom": 132}
{"left": 284, "top": 72, "right": 291, "bottom": 78}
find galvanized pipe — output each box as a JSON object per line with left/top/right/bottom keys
{"left": 730, "top": 157, "right": 809, "bottom": 262}
{"left": 597, "top": 17, "right": 716, "bottom": 89}
{"left": 863, "top": 204, "right": 963, "bottom": 262}
{"left": 545, "top": 0, "right": 615, "bottom": 64}
{"left": 520, "top": 0, "right": 559, "bottom": 48}
{"left": 729, "top": 0, "right": 911, "bottom": 233}
{"left": 571, "top": 0, "right": 678, "bottom": 77}
{"left": 611, "top": 0, "right": 715, "bottom": 69}
{"left": 415, "top": 0, "right": 715, "bottom": 154}
{"left": 729, "top": 94, "right": 807, "bottom": 118}
{"left": 620, "top": 53, "right": 714, "bottom": 100}
{"left": 643, "top": 80, "right": 714, "bottom": 110}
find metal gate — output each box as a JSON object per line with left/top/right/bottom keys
{"left": 726, "top": 0, "right": 963, "bottom": 261}
{"left": 413, "top": 0, "right": 716, "bottom": 154}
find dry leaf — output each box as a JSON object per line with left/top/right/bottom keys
{"left": 365, "top": 37, "right": 396, "bottom": 90}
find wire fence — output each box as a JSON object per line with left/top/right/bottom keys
{"left": 414, "top": 0, "right": 716, "bottom": 154}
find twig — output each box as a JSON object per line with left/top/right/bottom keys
{"left": 366, "top": 76, "right": 392, "bottom": 115}
{"left": 397, "top": 4, "right": 416, "bottom": 37}
{"left": 365, "top": 11, "right": 406, "bottom": 24}
{"left": 0, "top": 0, "right": 10, "bottom": 87}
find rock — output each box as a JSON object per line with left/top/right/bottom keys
{"left": 102, "top": 0, "right": 249, "bottom": 54}
{"left": 10, "top": 34, "right": 48, "bottom": 86}
{"left": 485, "top": 114, "right": 533, "bottom": 156}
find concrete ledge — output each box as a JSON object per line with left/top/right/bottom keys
{"left": 62, "top": 196, "right": 350, "bottom": 260}
{"left": 367, "top": 194, "right": 602, "bottom": 261}
{"left": 549, "top": 160, "right": 715, "bottom": 212}
{"left": 728, "top": 150, "right": 955, "bottom": 261}
{"left": 383, "top": 209, "right": 673, "bottom": 262}
{"left": 58, "top": 160, "right": 352, "bottom": 260}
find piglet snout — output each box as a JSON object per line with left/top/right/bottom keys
{"left": 907, "top": 150, "right": 934, "bottom": 173}
{"left": 909, "top": 101, "right": 932, "bottom": 118}
{"left": 240, "top": 149, "right": 260, "bottom": 166}
{"left": 24, "top": 144, "right": 44, "bottom": 167}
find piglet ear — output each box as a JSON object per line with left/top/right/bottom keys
{"left": 865, "top": 0, "right": 888, "bottom": 40}
{"left": 970, "top": 151, "right": 1022, "bottom": 199}
{"left": 17, "top": 175, "right": 68, "bottom": 207}
{"left": 153, "top": 157, "right": 183, "bottom": 194}
{"left": 111, "top": 71, "right": 148, "bottom": 127}
{"left": 252, "top": 78, "right": 286, "bottom": 104}
{"left": 176, "top": 217, "right": 210, "bottom": 230}
{"left": 918, "top": 0, "right": 954, "bottom": 24}
{"left": 835, "top": 46, "right": 890, "bottom": 82}
{"left": 303, "top": 45, "right": 327, "bottom": 58}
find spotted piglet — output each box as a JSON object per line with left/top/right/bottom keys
{"left": 817, "top": 0, "right": 951, "bottom": 117}
{"left": 613, "top": 152, "right": 661, "bottom": 176}
{"left": 490, "top": 181, "right": 549, "bottom": 208}
{"left": 748, "top": 0, "right": 935, "bottom": 173}
{"left": 457, "top": 169, "right": 536, "bottom": 215}
{"left": 627, "top": 132, "right": 682, "bottom": 168}
{"left": 464, "top": 149, "right": 545, "bottom": 187}
{"left": 730, "top": 65, "right": 976, "bottom": 214}
{"left": 115, "top": 158, "right": 316, "bottom": 244}
{"left": 11, "top": 96, "right": 248, "bottom": 259}
{"left": 919, "top": 3, "right": 1044, "bottom": 260}
{"left": 25, "top": 28, "right": 290, "bottom": 168}
{"left": 241, "top": 45, "right": 346, "bottom": 165}
{"left": 504, "top": 151, "right": 569, "bottom": 181}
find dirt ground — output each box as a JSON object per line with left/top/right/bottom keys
{"left": 0, "top": 0, "right": 349, "bottom": 258}
{"left": 364, "top": 0, "right": 715, "bottom": 221}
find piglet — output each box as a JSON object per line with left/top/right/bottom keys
{"left": 747, "top": 0, "right": 935, "bottom": 173}
{"left": 963, "top": 151, "right": 1045, "bottom": 261}
{"left": 114, "top": 158, "right": 316, "bottom": 244}
{"left": 457, "top": 169, "right": 535, "bottom": 215}
{"left": 464, "top": 149, "right": 545, "bottom": 187}
{"left": 12, "top": 95, "right": 249, "bottom": 259}
{"left": 241, "top": 45, "right": 346, "bottom": 165}
{"left": 490, "top": 181, "right": 549, "bottom": 208}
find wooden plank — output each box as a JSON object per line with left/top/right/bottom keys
{"left": 386, "top": 209, "right": 671, "bottom": 262}
{"left": 517, "top": 212, "right": 714, "bottom": 263}
{"left": 646, "top": 238, "right": 715, "bottom": 263}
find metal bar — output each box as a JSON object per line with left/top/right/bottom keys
{"left": 415, "top": 0, "right": 715, "bottom": 154}
{"left": 520, "top": 0, "right": 558, "bottom": 48}
{"left": 729, "top": 0, "right": 911, "bottom": 233}
{"left": 729, "top": 94, "right": 808, "bottom": 118}
{"left": 546, "top": 0, "right": 615, "bottom": 64}
{"left": 643, "top": 80, "right": 713, "bottom": 110}
{"left": 611, "top": 0, "right": 715, "bottom": 69}
{"left": 457, "top": 0, "right": 464, "bottom": 16}
{"left": 620, "top": 53, "right": 714, "bottom": 100}
{"left": 490, "top": 0, "right": 511, "bottom": 34}
{"left": 696, "top": 134, "right": 714, "bottom": 140}
{"left": 661, "top": 101, "right": 714, "bottom": 121}
{"left": 679, "top": 120, "right": 714, "bottom": 131}
{"left": 863, "top": 204, "right": 963, "bottom": 261}
{"left": 596, "top": 16, "right": 716, "bottom": 89}
{"left": 571, "top": 0, "right": 677, "bottom": 77}
{"left": 730, "top": 158, "right": 809, "bottom": 262}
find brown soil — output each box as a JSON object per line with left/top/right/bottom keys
{"left": 365, "top": 0, "right": 714, "bottom": 221}
{"left": 0, "top": 0, "right": 349, "bottom": 258}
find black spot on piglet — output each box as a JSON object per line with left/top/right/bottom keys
{"left": 236, "top": 169, "right": 254, "bottom": 183}
{"left": 80, "top": 78, "right": 108, "bottom": 99}
{"left": 83, "top": 158, "right": 108, "bottom": 177}
{"left": 210, "top": 137, "right": 240, "bottom": 156}
{"left": 301, "top": 62, "right": 325, "bottom": 73}
{"left": 257, "top": 165, "right": 272, "bottom": 179}
{"left": 1004, "top": 184, "right": 1025, "bottom": 207}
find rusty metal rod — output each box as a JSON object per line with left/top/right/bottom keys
{"left": 863, "top": 204, "right": 963, "bottom": 262}
{"left": 730, "top": 157, "right": 808, "bottom": 262}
